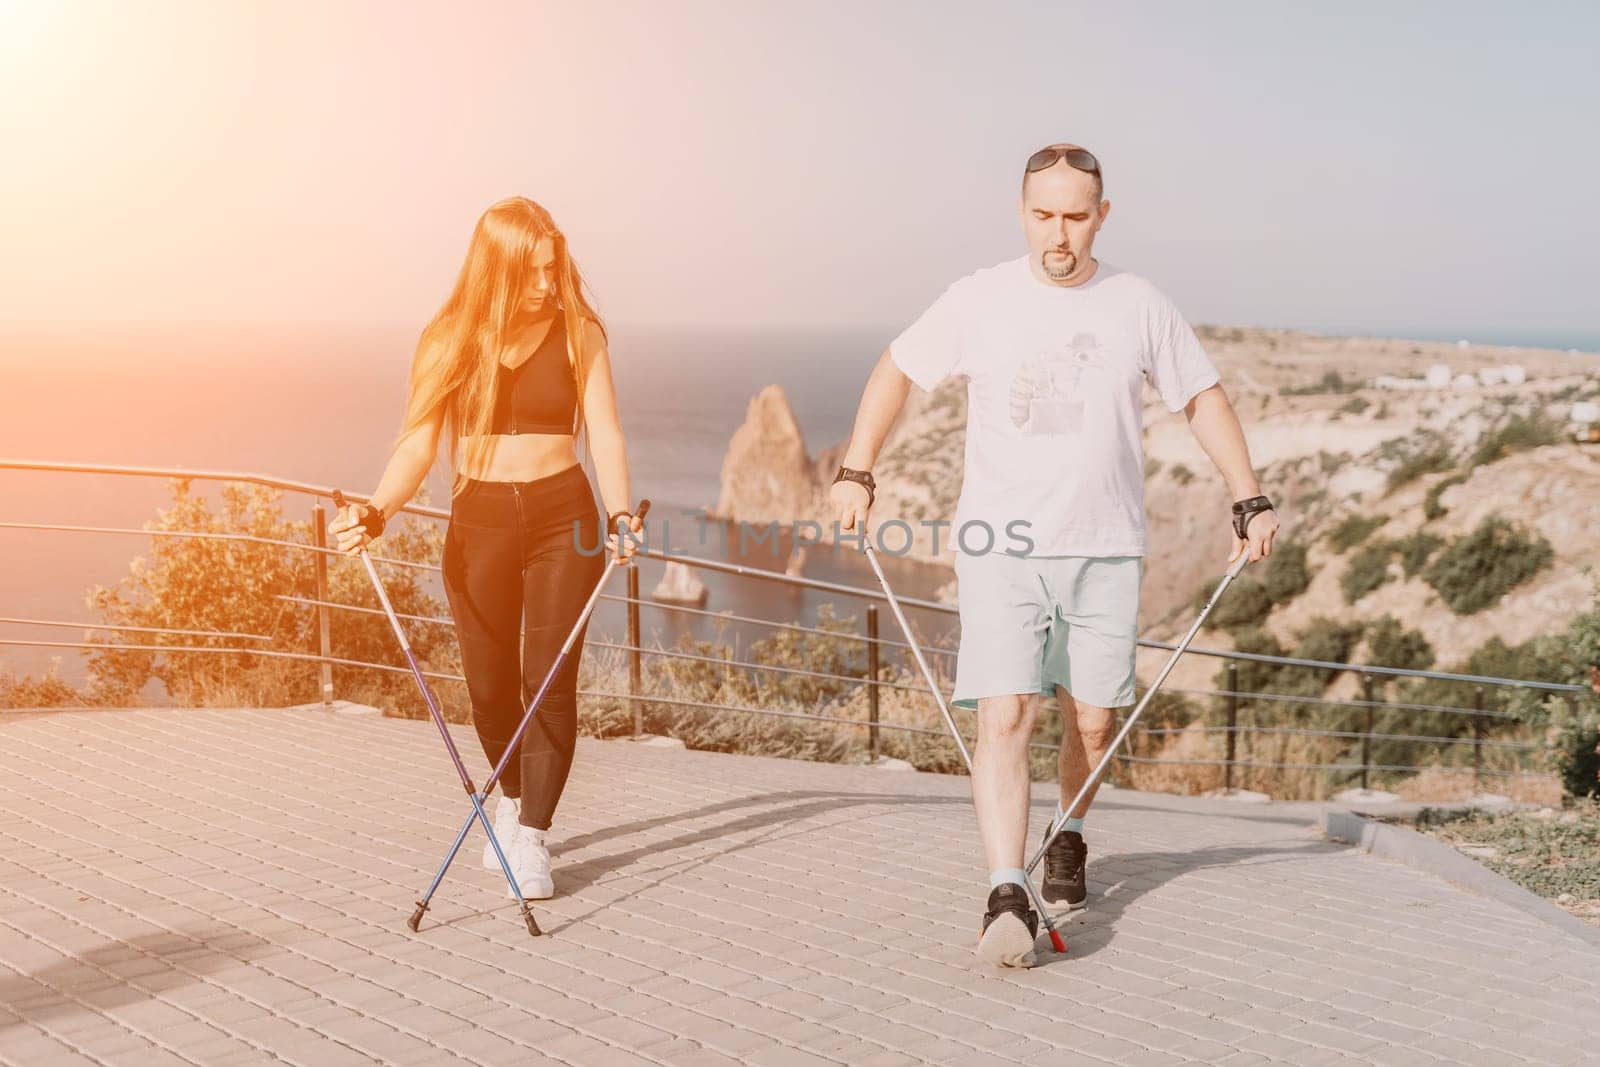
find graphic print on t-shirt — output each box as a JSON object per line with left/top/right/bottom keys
{"left": 1007, "top": 331, "right": 1103, "bottom": 436}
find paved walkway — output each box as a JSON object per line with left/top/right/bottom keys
{"left": 2, "top": 706, "right": 1598, "bottom": 1066}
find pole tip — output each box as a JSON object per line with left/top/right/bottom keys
{"left": 1048, "top": 929, "right": 1066, "bottom": 954}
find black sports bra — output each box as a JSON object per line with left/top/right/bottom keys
{"left": 490, "top": 313, "right": 579, "bottom": 435}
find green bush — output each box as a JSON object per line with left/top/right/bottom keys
{"left": 84, "top": 479, "right": 451, "bottom": 711}
{"left": 1364, "top": 614, "right": 1435, "bottom": 672}
{"left": 1222, "top": 626, "right": 1291, "bottom": 696}
{"left": 1385, "top": 439, "right": 1455, "bottom": 492}
{"left": 1327, "top": 514, "right": 1386, "bottom": 552}
{"left": 1198, "top": 575, "right": 1272, "bottom": 630}
{"left": 1424, "top": 516, "right": 1554, "bottom": 615}
{"left": 1280, "top": 370, "right": 1363, "bottom": 396}
{"left": 1341, "top": 542, "right": 1395, "bottom": 604}
{"left": 1471, "top": 409, "right": 1564, "bottom": 467}
{"left": 1522, "top": 605, "right": 1600, "bottom": 799}
{"left": 1293, "top": 617, "right": 1365, "bottom": 666}
{"left": 1261, "top": 542, "right": 1312, "bottom": 604}
{"left": 1391, "top": 531, "right": 1445, "bottom": 577}
{"left": 1423, "top": 472, "right": 1468, "bottom": 520}
{"left": 1339, "top": 396, "right": 1371, "bottom": 416}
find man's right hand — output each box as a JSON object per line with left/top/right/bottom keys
{"left": 830, "top": 479, "right": 871, "bottom": 534}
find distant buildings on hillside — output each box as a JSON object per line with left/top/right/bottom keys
{"left": 1372, "top": 363, "right": 1527, "bottom": 391}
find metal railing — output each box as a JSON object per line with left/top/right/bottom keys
{"left": 3, "top": 458, "right": 1590, "bottom": 797}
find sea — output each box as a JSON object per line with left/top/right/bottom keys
{"left": 0, "top": 319, "right": 962, "bottom": 693}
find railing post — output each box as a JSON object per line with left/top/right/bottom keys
{"left": 1225, "top": 661, "right": 1238, "bottom": 792}
{"left": 866, "top": 605, "right": 880, "bottom": 762}
{"left": 311, "top": 503, "right": 334, "bottom": 706}
{"left": 1361, "top": 673, "right": 1375, "bottom": 792}
{"left": 627, "top": 566, "right": 642, "bottom": 737}
{"left": 1473, "top": 685, "right": 1485, "bottom": 789}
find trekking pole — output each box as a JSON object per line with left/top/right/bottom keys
{"left": 860, "top": 538, "right": 1067, "bottom": 955}
{"left": 331, "top": 490, "right": 540, "bottom": 936}
{"left": 1024, "top": 552, "right": 1251, "bottom": 883}
{"left": 409, "top": 499, "right": 650, "bottom": 934}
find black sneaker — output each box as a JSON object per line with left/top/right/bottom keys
{"left": 1041, "top": 827, "right": 1087, "bottom": 910}
{"left": 977, "top": 883, "right": 1039, "bottom": 968}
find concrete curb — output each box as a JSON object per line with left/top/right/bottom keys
{"left": 1322, "top": 807, "right": 1600, "bottom": 951}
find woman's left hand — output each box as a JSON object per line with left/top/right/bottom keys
{"left": 606, "top": 512, "right": 645, "bottom": 564}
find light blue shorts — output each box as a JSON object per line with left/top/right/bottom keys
{"left": 950, "top": 552, "right": 1143, "bottom": 711}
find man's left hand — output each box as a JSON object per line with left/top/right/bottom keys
{"left": 1229, "top": 509, "right": 1280, "bottom": 564}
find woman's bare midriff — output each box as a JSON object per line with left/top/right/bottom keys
{"left": 457, "top": 433, "right": 580, "bottom": 482}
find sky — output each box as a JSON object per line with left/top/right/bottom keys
{"left": 1, "top": 0, "right": 1597, "bottom": 342}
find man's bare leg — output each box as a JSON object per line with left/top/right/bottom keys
{"left": 1055, "top": 685, "right": 1116, "bottom": 817}
{"left": 1041, "top": 686, "right": 1115, "bottom": 909}
{"left": 970, "top": 692, "right": 1043, "bottom": 966}
{"left": 972, "top": 692, "right": 1039, "bottom": 872}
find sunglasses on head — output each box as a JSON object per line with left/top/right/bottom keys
{"left": 1025, "top": 146, "right": 1101, "bottom": 177}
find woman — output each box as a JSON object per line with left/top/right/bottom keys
{"left": 329, "top": 197, "right": 644, "bottom": 900}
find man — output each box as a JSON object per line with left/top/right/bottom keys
{"left": 830, "top": 144, "right": 1280, "bottom": 967}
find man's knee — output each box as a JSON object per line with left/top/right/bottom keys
{"left": 1057, "top": 693, "right": 1117, "bottom": 751}
{"left": 1077, "top": 718, "right": 1117, "bottom": 752}
{"left": 977, "top": 694, "right": 1037, "bottom": 740}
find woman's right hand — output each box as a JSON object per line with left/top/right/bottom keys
{"left": 329, "top": 502, "right": 383, "bottom": 556}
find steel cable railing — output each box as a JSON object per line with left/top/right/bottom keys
{"left": 2, "top": 458, "right": 1587, "bottom": 794}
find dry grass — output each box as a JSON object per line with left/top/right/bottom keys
{"left": 1391, "top": 765, "right": 1563, "bottom": 805}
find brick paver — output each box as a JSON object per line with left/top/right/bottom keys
{"left": 2, "top": 706, "right": 1598, "bottom": 1065}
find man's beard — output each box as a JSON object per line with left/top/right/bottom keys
{"left": 1042, "top": 248, "right": 1077, "bottom": 280}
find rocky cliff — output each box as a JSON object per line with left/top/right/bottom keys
{"left": 711, "top": 328, "right": 1600, "bottom": 677}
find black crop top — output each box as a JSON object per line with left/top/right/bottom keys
{"left": 490, "top": 313, "right": 579, "bottom": 435}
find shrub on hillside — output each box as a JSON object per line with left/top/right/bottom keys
{"left": 1471, "top": 409, "right": 1564, "bottom": 467}
{"left": 1220, "top": 626, "right": 1289, "bottom": 698}
{"left": 1382, "top": 431, "right": 1456, "bottom": 492}
{"left": 1423, "top": 472, "right": 1468, "bottom": 520}
{"left": 1364, "top": 614, "right": 1436, "bottom": 672}
{"left": 1294, "top": 617, "right": 1365, "bottom": 667}
{"left": 1280, "top": 370, "right": 1363, "bottom": 396}
{"left": 1424, "top": 516, "right": 1554, "bottom": 615}
{"left": 1261, "top": 542, "right": 1311, "bottom": 604}
{"left": 1341, "top": 542, "right": 1395, "bottom": 604}
{"left": 1327, "top": 514, "right": 1386, "bottom": 553}
{"left": 1391, "top": 531, "right": 1445, "bottom": 578}
{"left": 1197, "top": 575, "right": 1272, "bottom": 630}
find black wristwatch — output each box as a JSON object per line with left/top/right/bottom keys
{"left": 1231, "top": 495, "right": 1274, "bottom": 540}
{"left": 833, "top": 466, "right": 876, "bottom": 507}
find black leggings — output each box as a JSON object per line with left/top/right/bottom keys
{"left": 442, "top": 462, "right": 605, "bottom": 829}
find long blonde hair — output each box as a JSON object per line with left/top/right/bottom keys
{"left": 396, "top": 197, "right": 606, "bottom": 496}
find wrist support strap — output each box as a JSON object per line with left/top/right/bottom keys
{"left": 356, "top": 502, "right": 386, "bottom": 539}
{"left": 833, "top": 466, "right": 876, "bottom": 508}
{"left": 1231, "top": 495, "right": 1274, "bottom": 540}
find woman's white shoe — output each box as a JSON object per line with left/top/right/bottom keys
{"left": 481, "top": 795, "right": 521, "bottom": 870}
{"left": 505, "top": 825, "right": 554, "bottom": 899}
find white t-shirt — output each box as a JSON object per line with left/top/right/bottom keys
{"left": 889, "top": 256, "right": 1220, "bottom": 558}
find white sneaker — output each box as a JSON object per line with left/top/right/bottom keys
{"left": 505, "top": 825, "right": 554, "bottom": 900}
{"left": 480, "top": 795, "right": 520, "bottom": 870}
